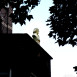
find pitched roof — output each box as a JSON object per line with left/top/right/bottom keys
{"left": 0, "top": 34, "right": 53, "bottom": 61}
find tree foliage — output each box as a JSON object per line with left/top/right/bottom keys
{"left": 73, "top": 66, "right": 77, "bottom": 74}
{"left": 0, "top": 0, "right": 40, "bottom": 25}
{"left": 47, "top": 0, "right": 77, "bottom": 46}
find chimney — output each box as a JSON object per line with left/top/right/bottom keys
{"left": 0, "top": 4, "right": 12, "bottom": 33}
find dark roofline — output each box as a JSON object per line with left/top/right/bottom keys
{"left": 0, "top": 33, "right": 53, "bottom": 60}
{"left": 26, "top": 33, "right": 53, "bottom": 60}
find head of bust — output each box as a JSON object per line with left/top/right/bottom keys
{"left": 33, "top": 28, "right": 39, "bottom": 35}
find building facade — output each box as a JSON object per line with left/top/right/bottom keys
{"left": 0, "top": 34, "right": 53, "bottom": 77}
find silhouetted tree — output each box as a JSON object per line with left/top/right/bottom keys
{"left": 47, "top": 0, "right": 77, "bottom": 46}
{"left": 0, "top": 0, "right": 40, "bottom": 25}
{"left": 73, "top": 66, "right": 77, "bottom": 74}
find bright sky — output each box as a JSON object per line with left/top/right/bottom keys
{"left": 12, "top": 0, "right": 77, "bottom": 77}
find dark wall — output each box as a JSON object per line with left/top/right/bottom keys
{"left": 0, "top": 34, "right": 52, "bottom": 77}
{"left": 14, "top": 58, "right": 51, "bottom": 77}
{"left": 41, "top": 59, "right": 51, "bottom": 77}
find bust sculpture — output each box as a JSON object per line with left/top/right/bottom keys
{"left": 32, "top": 28, "right": 40, "bottom": 44}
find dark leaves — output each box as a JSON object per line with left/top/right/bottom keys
{"left": 0, "top": 0, "right": 40, "bottom": 25}
{"left": 73, "top": 66, "right": 77, "bottom": 72}
{"left": 47, "top": 0, "right": 77, "bottom": 46}
{"left": 27, "top": 15, "right": 33, "bottom": 21}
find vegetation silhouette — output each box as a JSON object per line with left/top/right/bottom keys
{"left": 0, "top": 0, "right": 40, "bottom": 25}
{"left": 73, "top": 66, "right": 77, "bottom": 74}
{"left": 47, "top": 0, "right": 77, "bottom": 46}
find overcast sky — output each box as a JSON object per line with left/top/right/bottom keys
{"left": 13, "top": 0, "right": 77, "bottom": 77}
